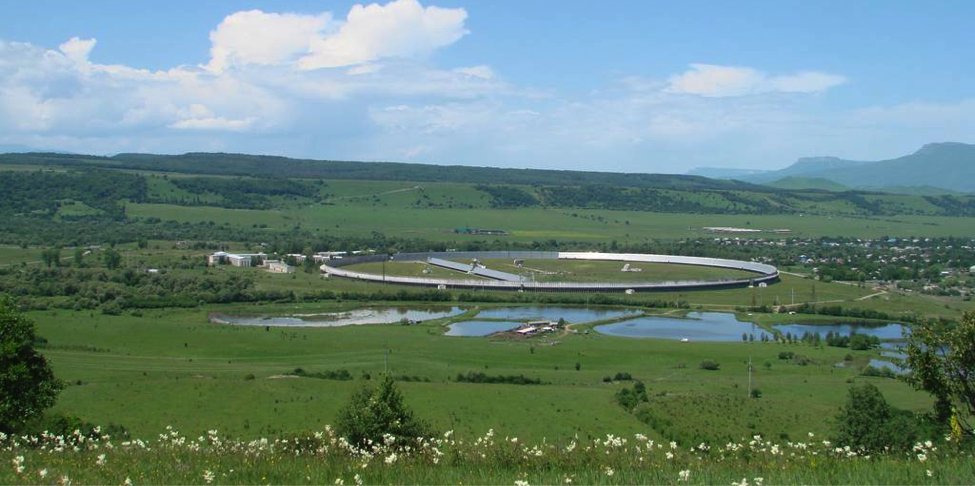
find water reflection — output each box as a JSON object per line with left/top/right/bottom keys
{"left": 212, "top": 306, "right": 465, "bottom": 327}
{"left": 445, "top": 320, "right": 523, "bottom": 337}
{"left": 595, "top": 312, "right": 772, "bottom": 342}
{"left": 476, "top": 306, "right": 639, "bottom": 323}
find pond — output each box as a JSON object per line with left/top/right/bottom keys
{"left": 445, "top": 320, "right": 523, "bottom": 337}
{"left": 771, "top": 323, "right": 905, "bottom": 340}
{"left": 211, "top": 306, "right": 466, "bottom": 327}
{"left": 595, "top": 312, "right": 773, "bottom": 342}
{"left": 475, "top": 306, "right": 640, "bottom": 323}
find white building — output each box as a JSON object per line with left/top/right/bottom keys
{"left": 266, "top": 261, "right": 294, "bottom": 274}
{"left": 207, "top": 251, "right": 266, "bottom": 267}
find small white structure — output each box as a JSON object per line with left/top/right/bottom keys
{"left": 625, "top": 288, "right": 636, "bottom": 295}
{"left": 758, "top": 282, "right": 768, "bottom": 288}
{"left": 208, "top": 251, "right": 266, "bottom": 267}
{"left": 621, "top": 263, "right": 642, "bottom": 272}
{"left": 266, "top": 261, "right": 294, "bottom": 274}
{"left": 286, "top": 254, "right": 307, "bottom": 264}
{"left": 970, "top": 265, "right": 975, "bottom": 273}
{"left": 517, "top": 326, "right": 537, "bottom": 335}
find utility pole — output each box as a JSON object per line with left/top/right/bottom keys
{"left": 748, "top": 356, "right": 752, "bottom": 398}
{"left": 791, "top": 287, "right": 795, "bottom": 306}
{"left": 384, "top": 340, "right": 389, "bottom": 374}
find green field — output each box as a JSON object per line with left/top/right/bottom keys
{"left": 126, "top": 199, "right": 975, "bottom": 241}
{"left": 31, "top": 295, "right": 927, "bottom": 443}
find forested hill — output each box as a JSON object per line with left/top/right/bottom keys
{"left": 1, "top": 152, "right": 766, "bottom": 192}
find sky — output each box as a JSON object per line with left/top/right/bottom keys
{"left": 1, "top": 0, "right": 974, "bottom": 174}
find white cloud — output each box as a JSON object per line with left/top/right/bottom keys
{"left": 454, "top": 65, "right": 495, "bottom": 80}
{"left": 769, "top": 71, "right": 847, "bottom": 93}
{"left": 206, "top": 10, "right": 332, "bottom": 73}
{"left": 298, "top": 0, "right": 467, "bottom": 70}
{"left": 59, "top": 37, "right": 96, "bottom": 64}
{"left": 169, "top": 116, "right": 258, "bottom": 131}
{"left": 203, "top": 0, "right": 467, "bottom": 72}
{"left": 666, "top": 63, "right": 846, "bottom": 97}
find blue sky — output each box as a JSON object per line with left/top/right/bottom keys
{"left": 1, "top": 0, "right": 973, "bottom": 173}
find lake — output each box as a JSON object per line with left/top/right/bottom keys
{"left": 211, "top": 306, "right": 465, "bottom": 327}
{"left": 595, "top": 312, "right": 772, "bottom": 342}
{"left": 771, "top": 323, "right": 905, "bottom": 340}
{"left": 445, "top": 320, "right": 523, "bottom": 337}
{"left": 475, "top": 306, "right": 640, "bottom": 323}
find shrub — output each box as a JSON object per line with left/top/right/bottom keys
{"left": 699, "top": 360, "right": 721, "bottom": 371}
{"left": 778, "top": 351, "right": 795, "bottom": 360}
{"left": 244, "top": 373, "right": 256, "bottom": 380}
{"left": 455, "top": 372, "right": 543, "bottom": 385}
{"left": 860, "top": 365, "right": 897, "bottom": 379}
{"left": 336, "top": 376, "right": 432, "bottom": 448}
{"left": 615, "top": 381, "right": 648, "bottom": 411}
{"left": 833, "top": 383, "right": 917, "bottom": 452}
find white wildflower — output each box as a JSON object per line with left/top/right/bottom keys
{"left": 12, "top": 455, "right": 25, "bottom": 474}
{"left": 927, "top": 470, "right": 933, "bottom": 477}
{"left": 604, "top": 467, "right": 614, "bottom": 477}
{"left": 515, "top": 481, "right": 530, "bottom": 486}
{"left": 354, "top": 474, "right": 363, "bottom": 486}
{"left": 39, "top": 469, "right": 49, "bottom": 479}
{"left": 754, "top": 477, "right": 764, "bottom": 486}
{"left": 203, "top": 470, "right": 215, "bottom": 484}
{"left": 917, "top": 453, "right": 927, "bottom": 462}
{"left": 96, "top": 453, "right": 107, "bottom": 466}
{"left": 384, "top": 453, "right": 398, "bottom": 465}
{"left": 731, "top": 478, "right": 748, "bottom": 486}
{"left": 124, "top": 477, "right": 132, "bottom": 486}
{"left": 59, "top": 475, "right": 72, "bottom": 485}
{"left": 666, "top": 452, "right": 674, "bottom": 460}
{"left": 678, "top": 470, "right": 691, "bottom": 482}
{"left": 334, "top": 479, "right": 344, "bottom": 485}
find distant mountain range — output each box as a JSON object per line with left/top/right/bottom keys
{"left": 689, "top": 142, "right": 975, "bottom": 194}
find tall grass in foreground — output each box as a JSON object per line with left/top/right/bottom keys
{"left": 1, "top": 427, "right": 971, "bottom": 485}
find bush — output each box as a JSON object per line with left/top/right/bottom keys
{"left": 336, "top": 376, "right": 432, "bottom": 448}
{"left": 244, "top": 373, "right": 256, "bottom": 381}
{"left": 861, "top": 365, "right": 897, "bottom": 379}
{"left": 778, "top": 351, "right": 795, "bottom": 360}
{"left": 615, "top": 381, "right": 648, "bottom": 411}
{"left": 290, "top": 368, "right": 352, "bottom": 381}
{"left": 699, "top": 360, "right": 721, "bottom": 371}
{"left": 833, "top": 383, "right": 921, "bottom": 452}
{"left": 455, "top": 372, "right": 543, "bottom": 385}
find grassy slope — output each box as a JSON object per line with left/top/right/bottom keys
{"left": 32, "top": 284, "right": 927, "bottom": 442}
{"left": 126, "top": 200, "right": 975, "bottom": 241}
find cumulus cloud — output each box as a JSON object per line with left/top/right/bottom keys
{"left": 206, "top": 10, "right": 333, "bottom": 73}
{"left": 203, "top": 0, "right": 468, "bottom": 73}
{"left": 666, "top": 63, "right": 846, "bottom": 97}
{"left": 298, "top": 0, "right": 468, "bottom": 69}
{"left": 59, "top": 37, "right": 97, "bottom": 64}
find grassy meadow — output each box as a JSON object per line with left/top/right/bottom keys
{"left": 31, "top": 295, "right": 926, "bottom": 443}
